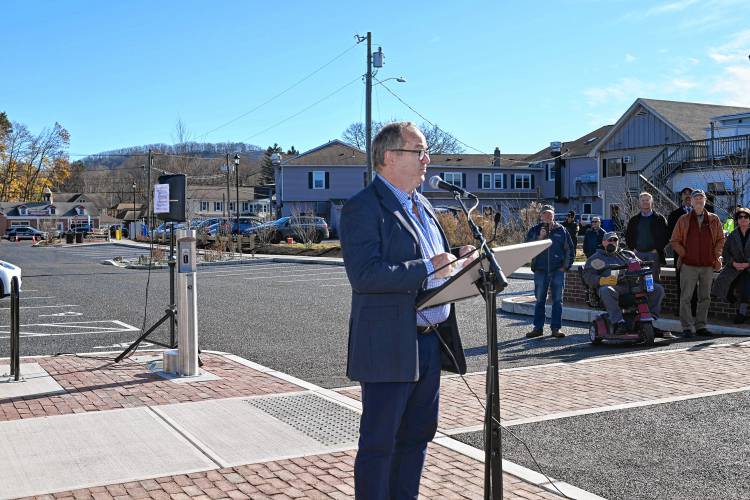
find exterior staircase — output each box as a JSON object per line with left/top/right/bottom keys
{"left": 627, "top": 134, "right": 750, "bottom": 211}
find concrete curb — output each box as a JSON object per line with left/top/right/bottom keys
{"left": 501, "top": 295, "right": 750, "bottom": 336}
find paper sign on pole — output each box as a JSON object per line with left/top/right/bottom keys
{"left": 154, "top": 184, "right": 170, "bottom": 214}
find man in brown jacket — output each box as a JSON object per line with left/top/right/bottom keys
{"left": 670, "top": 189, "right": 725, "bottom": 338}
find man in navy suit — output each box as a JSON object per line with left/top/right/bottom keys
{"left": 340, "top": 122, "right": 473, "bottom": 499}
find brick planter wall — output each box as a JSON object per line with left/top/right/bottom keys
{"left": 562, "top": 265, "right": 738, "bottom": 321}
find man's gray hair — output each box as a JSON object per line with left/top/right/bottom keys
{"left": 639, "top": 192, "right": 653, "bottom": 201}
{"left": 371, "top": 121, "right": 419, "bottom": 170}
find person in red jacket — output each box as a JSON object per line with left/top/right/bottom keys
{"left": 670, "top": 190, "right": 725, "bottom": 338}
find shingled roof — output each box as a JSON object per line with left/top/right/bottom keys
{"left": 640, "top": 98, "right": 750, "bottom": 141}
{"left": 283, "top": 140, "right": 366, "bottom": 166}
{"left": 525, "top": 124, "right": 614, "bottom": 162}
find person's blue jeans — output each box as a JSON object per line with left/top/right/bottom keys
{"left": 354, "top": 332, "right": 441, "bottom": 500}
{"left": 533, "top": 269, "right": 565, "bottom": 331}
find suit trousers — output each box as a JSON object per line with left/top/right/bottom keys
{"left": 354, "top": 332, "right": 441, "bottom": 500}
{"left": 679, "top": 264, "right": 714, "bottom": 331}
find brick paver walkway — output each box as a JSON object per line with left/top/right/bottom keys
{"left": 18, "top": 445, "right": 563, "bottom": 500}
{"left": 1, "top": 352, "right": 567, "bottom": 499}
{"left": 0, "top": 353, "right": 299, "bottom": 421}
{"left": 339, "top": 342, "right": 750, "bottom": 430}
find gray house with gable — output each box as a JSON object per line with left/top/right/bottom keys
{"left": 591, "top": 98, "right": 750, "bottom": 219}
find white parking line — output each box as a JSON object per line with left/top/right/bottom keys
{"left": 0, "top": 304, "right": 80, "bottom": 310}
{"left": 320, "top": 283, "right": 351, "bottom": 287}
{"left": 0, "top": 319, "right": 139, "bottom": 338}
{"left": 276, "top": 277, "right": 349, "bottom": 283}
{"left": 243, "top": 271, "right": 346, "bottom": 281}
{"left": 203, "top": 265, "right": 334, "bottom": 276}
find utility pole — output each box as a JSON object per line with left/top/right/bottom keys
{"left": 365, "top": 31, "right": 373, "bottom": 185}
{"left": 234, "top": 154, "right": 240, "bottom": 236}
{"left": 147, "top": 149, "right": 152, "bottom": 232}
{"left": 225, "top": 153, "right": 230, "bottom": 220}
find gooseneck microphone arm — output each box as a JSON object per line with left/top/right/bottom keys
{"left": 428, "top": 175, "right": 477, "bottom": 198}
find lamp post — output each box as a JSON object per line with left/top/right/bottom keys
{"left": 131, "top": 181, "right": 137, "bottom": 239}
{"left": 234, "top": 153, "right": 240, "bottom": 235}
{"left": 224, "top": 154, "right": 230, "bottom": 220}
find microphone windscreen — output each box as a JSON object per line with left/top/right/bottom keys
{"left": 428, "top": 176, "right": 442, "bottom": 189}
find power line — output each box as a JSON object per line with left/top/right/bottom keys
{"left": 375, "top": 78, "right": 487, "bottom": 155}
{"left": 196, "top": 42, "right": 359, "bottom": 141}
{"left": 245, "top": 76, "right": 361, "bottom": 141}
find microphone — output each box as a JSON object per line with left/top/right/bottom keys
{"left": 428, "top": 176, "right": 474, "bottom": 197}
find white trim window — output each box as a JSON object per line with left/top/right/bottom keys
{"left": 546, "top": 163, "right": 555, "bottom": 181}
{"left": 229, "top": 201, "right": 236, "bottom": 213}
{"left": 481, "top": 173, "right": 492, "bottom": 190}
{"left": 312, "top": 171, "right": 326, "bottom": 189}
{"left": 200, "top": 201, "right": 209, "bottom": 212}
{"left": 493, "top": 173, "right": 504, "bottom": 189}
{"left": 242, "top": 202, "right": 251, "bottom": 212}
{"left": 443, "top": 172, "right": 463, "bottom": 187}
{"left": 214, "top": 201, "right": 223, "bottom": 212}
{"left": 514, "top": 173, "right": 532, "bottom": 189}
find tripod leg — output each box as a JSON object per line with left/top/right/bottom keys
{"left": 115, "top": 312, "right": 172, "bottom": 362}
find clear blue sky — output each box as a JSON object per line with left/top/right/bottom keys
{"left": 2, "top": 0, "right": 748, "bottom": 157}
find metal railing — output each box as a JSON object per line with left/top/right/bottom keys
{"left": 627, "top": 134, "right": 750, "bottom": 196}
{"left": 9, "top": 278, "right": 20, "bottom": 381}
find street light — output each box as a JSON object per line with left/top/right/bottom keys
{"left": 131, "top": 181, "right": 137, "bottom": 239}
{"left": 234, "top": 153, "right": 240, "bottom": 235}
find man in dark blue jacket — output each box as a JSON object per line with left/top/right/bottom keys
{"left": 525, "top": 205, "right": 575, "bottom": 338}
{"left": 583, "top": 216, "right": 605, "bottom": 257}
{"left": 340, "top": 122, "right": 473, "bottom": 500}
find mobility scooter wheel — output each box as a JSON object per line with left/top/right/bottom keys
{"left": 640, "top": 323, "right": 655, "bottom": 346}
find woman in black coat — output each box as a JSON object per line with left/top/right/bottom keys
{"left": 712, "top": 207, "right": 750, "bottom": 323}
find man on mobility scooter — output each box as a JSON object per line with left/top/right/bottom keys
{"left": 581, "top": 231, "right": 674, "bottom": 344}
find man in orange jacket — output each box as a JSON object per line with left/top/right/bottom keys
{"left": 670, "top": 190, "right": 725, "bottom": 338}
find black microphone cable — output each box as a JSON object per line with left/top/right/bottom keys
{"left": 416, "top": 310, "right": 575, "bottom": 500}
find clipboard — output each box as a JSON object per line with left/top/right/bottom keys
{"left": 416, "top": 239, "right": 552, "bottom": 309}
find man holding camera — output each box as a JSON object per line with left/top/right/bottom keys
{"left": 582, "top": 231, "right": 671, "bottom": 337}
{"left": 525, "top": 205, "right": 575, "bottom": 338}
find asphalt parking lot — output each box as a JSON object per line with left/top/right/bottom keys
{"left": 4, "top": 240, "right": 750, "bottom": 499}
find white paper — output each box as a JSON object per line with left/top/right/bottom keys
{"left": 154, "top": 184, "right": 170, "bottom": 214}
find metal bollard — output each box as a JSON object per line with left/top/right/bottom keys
{"left": 9, "top": 278, "right": 20, "bottom": 380}
{"left": 175, "top": 229, "right": 199, "bottom": 376}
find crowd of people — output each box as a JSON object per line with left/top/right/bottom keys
{"left": 527, "top": 188, "right": 750, "bottom": 339}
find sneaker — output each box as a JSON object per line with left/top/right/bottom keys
{"left": 526, "top": 329, "right": 543, "bottom": 338}
{"left": 661, "top": 331, "right": 677, "bottom": 340}
{"left": 551, "top": 329, "right": 565, "bottom": 338}
{"left": 696, "top": 328, "right": 713, "bottom": 337}
{"left": 682, "top": 329, "right": 694, "bottom": 338}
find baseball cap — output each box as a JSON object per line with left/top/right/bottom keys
{"left": 603, "top": 231, "right": 619, "bottom": 240}
{"left": 691, "top": 189, "right": 706, "bottom": 198}
{"left": 679, "top": 186, "right": 694, "bottom": 195}
{"left": 540, "top": 205, "right": 554, "bottom": 213}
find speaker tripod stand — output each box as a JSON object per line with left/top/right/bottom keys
{"left": 116, "top": 223, "right": 177, "bottom": 362}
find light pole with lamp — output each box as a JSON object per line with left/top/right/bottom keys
{"left": 234, "top": 153, "right": 240, "bottom": 235}
{"left": 131, "top": 181, "right": 137, "bottom": 239}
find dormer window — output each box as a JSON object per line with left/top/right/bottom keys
{"left": 18, "top": 205, "right": 28, "bottom": 216}
{"left": 48, "top": 205, "right": 56, "bottom": 215}
{"left": 75, "top": 205, "right": 87, "bottom": 216}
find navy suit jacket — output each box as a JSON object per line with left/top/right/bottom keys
{"left": 340, "top": 176, "right": 467, "bottom": 383}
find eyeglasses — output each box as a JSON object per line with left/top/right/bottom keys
{"left": 606, "top": 238, "right": 619, "bottom": 242}
{"left": 737, "top": 214, "right": 750, "bottom": 219}
{"left": 388, "top": 148, "right": 430, "bottom": 161}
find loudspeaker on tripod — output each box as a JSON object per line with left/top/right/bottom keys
{"left": 156, "top": 174, "right": 187, "bottom": 222}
